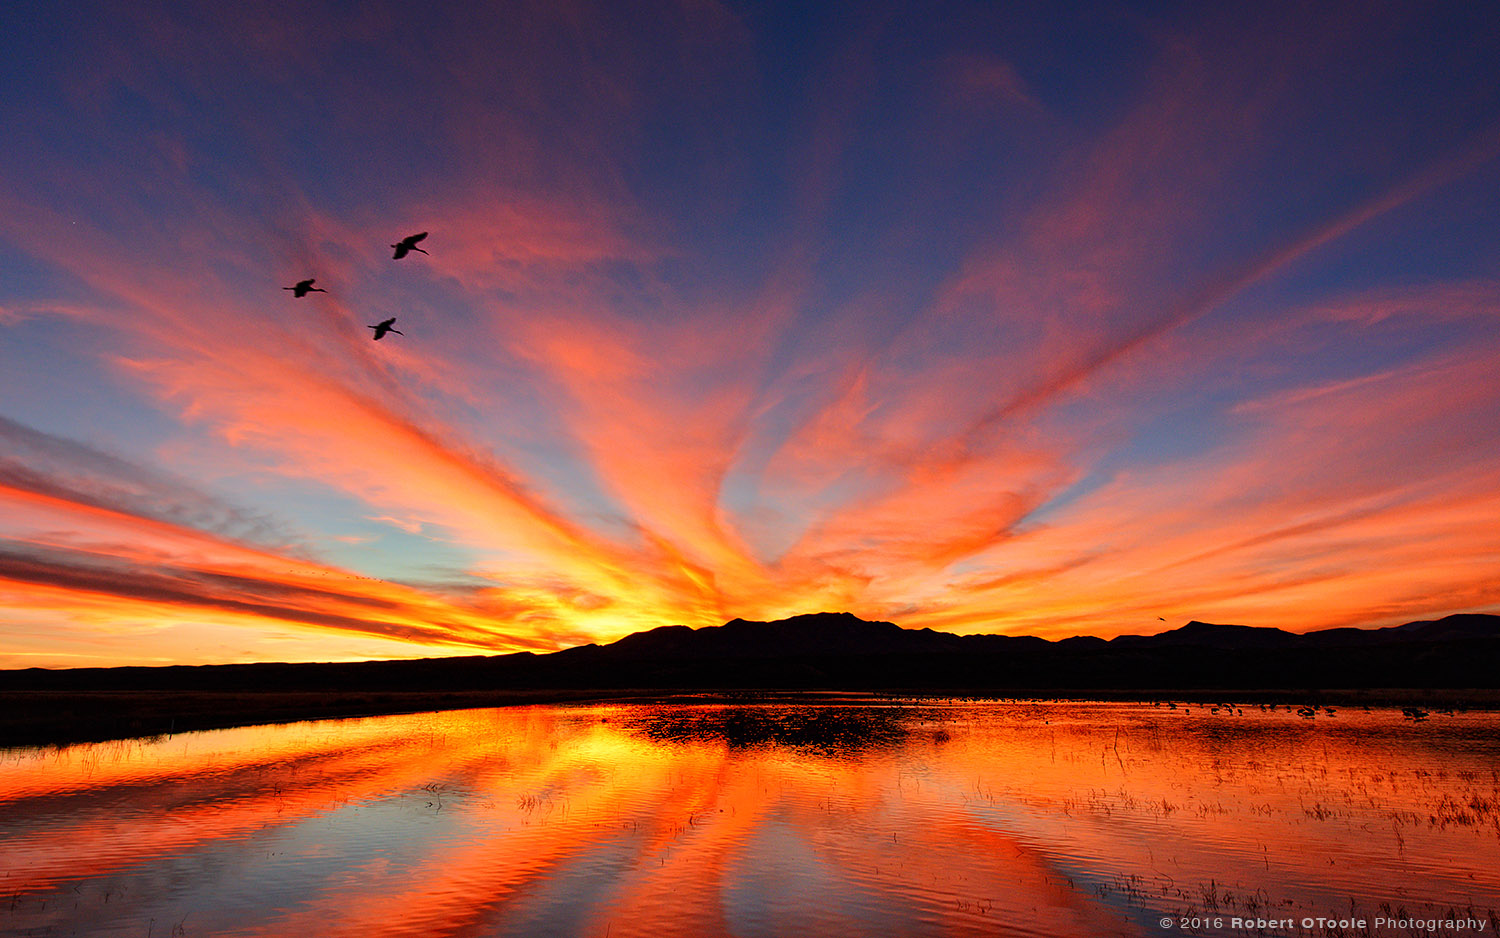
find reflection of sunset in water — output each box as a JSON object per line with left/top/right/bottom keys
{"left": 2, "top": 702, "right": 1498, "bottom": 937}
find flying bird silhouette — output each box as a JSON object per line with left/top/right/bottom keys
{"left": 391, "top": 232, "right": 429, "bottom": 259}
{"left": 368, "top": 317, "right": 404, "bottom": 340}
{"left": 282, "top": 279, "right": 327, "bottom": 297}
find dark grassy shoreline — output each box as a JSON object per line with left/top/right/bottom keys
{"left": 0, "top": 688, "right": 649, "bottom": 749}
{"left": 4, "top": 685, "right": 1498, "bottom": 749}
{"left": 7, "top": 611, "right": 1496, "bottom": 748}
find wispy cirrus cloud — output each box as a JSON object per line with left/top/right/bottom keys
{"left": 0, "top": 415, "right": 297, "bottom": 550}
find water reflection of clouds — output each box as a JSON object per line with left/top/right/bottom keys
{"left": 3, "top": 703, "right": 1499, "bottom": 938}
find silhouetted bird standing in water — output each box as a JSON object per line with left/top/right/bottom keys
{"left": 282, "top": 279, "right": 327, "bottom": 297}
{"left": 368, "top": 317, "right": 403, "bottom": 340}
{"left": 390, "top": 232, "right": 429, "bottom": 259}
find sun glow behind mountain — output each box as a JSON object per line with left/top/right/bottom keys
{"left": 2, "top": 1, "right": 1499, "bottom": 667}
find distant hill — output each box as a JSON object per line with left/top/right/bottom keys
{"left": 5, "top": 611, "right": 1498, "bottom": 745}
{"left": 6, "top": 610, "right": 1499, "bottom": 694}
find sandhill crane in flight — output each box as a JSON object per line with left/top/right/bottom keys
{"left": 391, "top": 232, "right": 429, "bottom": 259}
{"left": 368, "top": 317, "right": 404, "bottom": 340}
{"left": 282, "top": 279, "right": 327, "bottom": 297}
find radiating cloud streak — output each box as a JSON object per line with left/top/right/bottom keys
{"left": 0, "top": 415, "right": 298, "bottom": 549}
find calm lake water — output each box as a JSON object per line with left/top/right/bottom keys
{"left": 2, "top": 698, "right": 1498, "bottom": 937}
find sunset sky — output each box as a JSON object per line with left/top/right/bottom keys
{"left": 2, "top": 0, "right": 1499, "bottom": 667}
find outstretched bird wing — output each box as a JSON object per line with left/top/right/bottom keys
{"left": 392, "top": 232, "right": 428, "bottom": 258}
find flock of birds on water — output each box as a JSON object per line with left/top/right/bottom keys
{"left": 282, "top": 231, "right": 428, "bottom": 340}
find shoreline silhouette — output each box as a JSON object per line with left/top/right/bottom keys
{"left": 2, "top": 610, "right": 1496, "bottom": 746}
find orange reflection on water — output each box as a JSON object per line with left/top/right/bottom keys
{"left": 2, "top": 701, "right": 1498, "bottom": 937}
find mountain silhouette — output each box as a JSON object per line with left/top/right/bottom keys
{"left": 4, "top": 611, "right": 1498, "bottom": 746}
{"left": 9, "top": 609, "right": 1496, "bottom": 696}
{"left": 569, "top": 609, "right": 1498, "bottom": 658}
{"left": 565, "top": 612, "right": 967, "bottom": 659}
